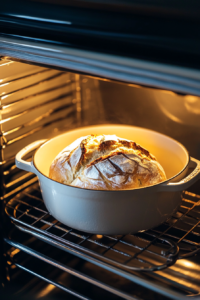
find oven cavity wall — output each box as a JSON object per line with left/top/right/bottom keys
{"left": 0, "top": 58, "right": 80, "bottom": 288}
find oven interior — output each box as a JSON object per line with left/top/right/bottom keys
{"left": 1, "top": 57, "right": 200, "bottom": 300}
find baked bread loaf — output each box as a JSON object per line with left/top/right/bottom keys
{"left": 49, "top": 134, "right": 166, "bottom": 190}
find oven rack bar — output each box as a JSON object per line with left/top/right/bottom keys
{"left": 5, "top": 183, "right": 200, "bottom": 298}
{"left": 6, "top": 185, "right": 179, "bottom": 272}
{"left": 5, "top": 183, "right": 200, "bottom": 263}
{"left": 5, "top": 238, "right": 140, "bottom": 300}
{"left": 5, "top": 237, "right": 189, "bottom": 300}
{"left": 12, "top": 225, "right": 197, "bottom": 299}
{"left": 15, "top": 264, "right": 89, "bottom": 300}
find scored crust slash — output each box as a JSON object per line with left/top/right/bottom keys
{"left": 49, "top": 134, "right": 166, "bottom": 190}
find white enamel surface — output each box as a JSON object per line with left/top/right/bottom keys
{"left": 38, "top": 176, "right": 182, "bottom": 234}
{"left": 17, "top": 125, "right": 200, "bottom": 233}
{"left": 27, "top": 125, "right": 190, "bottom": 234}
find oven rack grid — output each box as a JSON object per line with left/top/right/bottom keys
{"left": 5, "top": 237, "right": 191, "bottom": 300}
{"left": 5, "top": 238, "right": 139, "bottom": 300}
{"left": 5, "top": 182, "right": 200, "bottom": 273}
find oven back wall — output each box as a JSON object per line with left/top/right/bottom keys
{"left": 90, "top": 79, "right": 200, "bottom": 160}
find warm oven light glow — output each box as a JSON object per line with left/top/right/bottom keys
{"left": 96, "top": 235, "right": 103, "bottom": 239}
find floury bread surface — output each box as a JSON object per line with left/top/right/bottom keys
{"left": 49, "top": 134, "right": 167, "bottom": 190}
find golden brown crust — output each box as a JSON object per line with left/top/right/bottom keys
{"left": 98, "top": 140, "right": 117, "bottom": 152}
{"left": 120, "top": 140, "right": 153, "bottom": 159}
{"left": 49, "top": 134, "right": 166, "bottom": 190}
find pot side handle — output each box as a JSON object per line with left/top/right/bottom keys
{"left": 159, "top": 157, "right": 200, "bottom": 192}
{"left": 15, "top": 140, "right": 47, "bottom": 173}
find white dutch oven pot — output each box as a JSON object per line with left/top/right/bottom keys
{"left": 15, "top": 125, "right": 200, "bottom": 234}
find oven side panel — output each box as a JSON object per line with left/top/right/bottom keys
{"left": 0, "top": 58, "right": 79, "bottom": 200}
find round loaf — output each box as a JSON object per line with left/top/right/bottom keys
{"left": 49, "top": 134, "right": 166, "bottom": 190}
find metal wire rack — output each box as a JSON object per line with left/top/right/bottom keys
{"left": 5, "top": 238, "right": 148, "bottom": 300}
{"left": 5, "top": 237, "right": 191, "bottom": 300}
{"left": 5, "top": 181, "right": 200, "bottom": 274}
{"left": 152, "top": 191, "right": 200, "bottom": 259}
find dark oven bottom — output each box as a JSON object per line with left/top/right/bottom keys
{"left": 2, "top": 180, "right": 200, "bottom": 300}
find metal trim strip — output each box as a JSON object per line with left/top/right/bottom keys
{"left": 1, "top": 36, "right": 200, "bottom": 96}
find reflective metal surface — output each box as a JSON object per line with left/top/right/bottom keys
{"left": 1, "top": 0, "right": 200, "bottom": 70}
{"left": 0, "top": 58, "right": 77, "bottom": 199}
{"left": 6, "top": 183, "right": 180, "bottom": 272}
{"left": 4, "top": 181, "right": 200, "bottom": 299}
{"left": 1, "top": 36, "right": 200, "bottom": 96}
{"left": 1, "top": 58, "right": 200, "bottom": 299}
